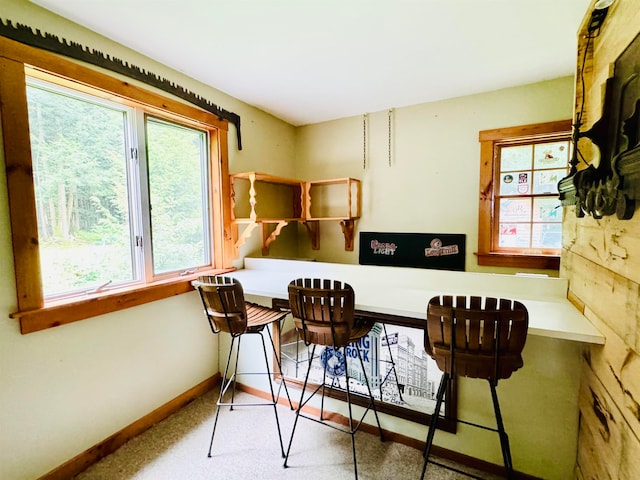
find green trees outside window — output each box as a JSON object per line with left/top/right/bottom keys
{"left": 26, "top": 78, "right": 211, "bottom": 299}
{"left": 146, "top": 117, "right": 210, "bottom": 275}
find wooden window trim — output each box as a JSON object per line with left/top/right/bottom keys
{"left": 11, "top": 271, "right": 234, "bottom": 334}
{"left": 476, "top": 120, "right": 572, "bottom": 270}
{"left": 0, "top": 36, "right": 236, "bottom": 333}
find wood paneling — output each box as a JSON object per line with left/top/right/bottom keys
{"left": 563, "top": 214, "right": 640, "bottom": 286}
{"left": 562, "top": 251, "right": 640, "bottom": 349}
{"left": 577, "top": 363, "right": 640, "bottom": 480}
{"left": 567, "top": 2, "right": 640, "bottom": 478}
{"left": 582, "top": 308, "right": 640, "bottom": 441}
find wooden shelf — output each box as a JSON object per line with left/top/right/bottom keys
{"left": 229, "top": 172, "right": 361, "bottom": 255}
{"left": 305, "top": 177, "right": 361, "bottom": 220}
{"left": 230, "top": 172, "right": 304, "bottom": 223}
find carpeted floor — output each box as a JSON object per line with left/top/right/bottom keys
{"left": 73, "top": 387, "right": 501, "bottom": 480}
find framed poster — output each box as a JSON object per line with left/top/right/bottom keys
{"left": 274, "top": 304, "right": 456, "bottom": 431}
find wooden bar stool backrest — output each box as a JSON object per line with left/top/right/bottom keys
{"left": 193, "top": 275, "right": 248, "bottom": 337}
{"left": 425, "top": 295, "right": 528, "bottom": 381}
{"left": 288, "top": 278, "right": 356, "bottom": 348}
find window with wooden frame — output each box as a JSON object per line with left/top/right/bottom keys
{"left": 477, "top": 120, "right": 572, "bottom": 270}
{"left": 0, "top": 37, "right": 235, "bottom": 334}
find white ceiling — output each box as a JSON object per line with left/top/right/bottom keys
{"left": 31, "top": 0, "right": 591, "bottom": 126}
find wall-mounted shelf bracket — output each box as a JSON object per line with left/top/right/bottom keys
{"left": 234, "top": 222, "right": 259, "bottom": 253}
{"left": 340, "top": 219, "right": 355, "bottom": 251}
{"left": 303, "top": 220, "right": 320, "bottom": 250}
{"left": 262, "top": 221, "right": 289, "bottom": 255}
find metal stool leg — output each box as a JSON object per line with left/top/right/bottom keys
{"left": 265, "top": 323, "right": 294, "bottom": 409}
{"left": 320, "top": 349, "right": 329, "bottom": 421}
{"left": 283, "top": 344, "right": 317, "bottom": 468}
{"left": 208, "top": 336, "right": 238, "bottom": 457}
{"left": 229, "top": 335, "right": 241, "bottom": 410}
{"left": 343, "top": 347, "right": 359, "bottom": 479}
{"left": 355, "top": 342, "right": 384, "bottom": 441}
{"left": 420, "top": 372, "right": 449, "bottom": 480}
{"left": 490, "top": 381, "right": 515, "bottom": 480}
{"left": 258, "top": 330, "right": 286, "bottom": 457}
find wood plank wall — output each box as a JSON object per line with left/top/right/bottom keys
{"left": 563, "top": 1, "right": 640, "bottom": 478}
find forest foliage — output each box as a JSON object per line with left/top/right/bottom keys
{"left": 27, "top": 83, "right": 208, "bottom": 296}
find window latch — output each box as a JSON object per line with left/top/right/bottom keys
{"left": 88, "top": 280, "right": 112, "bottom": 294}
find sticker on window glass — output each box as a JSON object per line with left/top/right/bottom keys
{"left": 532, "top": 223, "right": 562, "bottom": 249}
{"left": 499, "top": 198, "right": 531, "bottom": 222}
{"left": 533, "top": 169, "right": 564, "bottom": 194}
{"left": 501, "top": 173, "right": 517, "bottom": 195}
{"left": 534, "top": 142, "right": 569, "bottom": 169}
{"left": 501, "top": 145, "right": 532, "bottom": 171}
{"left": 499, "top": 223, "right": 531, "bottom": 248}
{"left": 533, "top": 197, "right": 562, "bottom": 222}
{"left": 517, "top": 172, "right": 529, "bottom": 194}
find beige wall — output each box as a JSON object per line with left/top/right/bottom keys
{"left": 0, "top": 1, "right": 295, "bottom": 479}
{"left": 563, "top": 1, "right": 640, "bottom": 478}
{"left": 294, "top": 78, "right": 575, "bottom": 271}
{"left": 0, "top": 1, "right": 596, "bottom": 479}
{"left": 282, "top": 78, "right": 585, "bottom": 480}
{"left": 289, "top": 75, "right": 588, "bottom": 480}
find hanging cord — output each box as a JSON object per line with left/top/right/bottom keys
{"left": 570, "top": 17, "right": 606, "bottom": 174}
{"left": 363, "top": 113, "right": 368, "bottom": 169}
{"left": 388, "top": 109, "right": 394, "bottom": 166}
{"left": 571, "top": 31, "right": 593, "bottom": 173}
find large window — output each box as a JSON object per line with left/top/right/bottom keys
{"left": 1, "top": 38, "right": 233, "bottom": 333}
{"left": 146, "top": 117, "right": 210, "bottom": 276}
{"left": 477, "top": 121, "right": 572, "bottom": 270}
{"left": 26, "top": 80, "right": 212, "bottom": 299}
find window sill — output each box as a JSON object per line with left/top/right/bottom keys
{"left": 475, "top": 252, "right": 560, "bottom": 270}
{"left": 11, "top": 268, "right": 235, "bottom": 334}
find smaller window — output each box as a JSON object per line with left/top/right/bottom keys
{"left": 477, "top": 120, "right": 572, "bottom": 270}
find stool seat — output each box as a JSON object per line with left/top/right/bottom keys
{"left": 283, "top": 278, "right": 384, "bottom": 480}
{"left": 192, "top": 275, "right": 293, "bottom": 459}
{"left": 421, "top": 295, "right": 528, "bottom": 480}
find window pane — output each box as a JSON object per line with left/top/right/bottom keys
{"left": 27, "top": 82, "right": 134, "bottom": 297}
{"left": 146, "top": 118, "right": 209, "bottom": 275}
{"left": 532, "top": 223, "right": 562, "bottom": 249}
{"left": 499, "top": 197, "right": 531, "bottom": 222}
{"left": 500, "top": 145, "right": 532, "bottom": 171}
{"left": 533, "top": 141, "right": 570, "bottom": 169}
{"left": 533, "top": 197, "right": 563, "bottom": 222}
{"left": 498, "top": 223, "right": 531, "bottom": 248}
{"left": 500, "top": 171, "right": 531, "bottom": 196}
{"left": 533, "top": 169, "right": 564, "bottom": 194}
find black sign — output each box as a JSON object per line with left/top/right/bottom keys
{"left": 359, "top": 232, "right": 465, "bottom": 271}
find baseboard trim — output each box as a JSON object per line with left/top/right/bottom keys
{"left": 238, "top": 382, "right": 541, "bottom": 480}
{"left": 39, "top": 374, "right": 221, "bottom": 480}
{"left": 40, "top": 376, "right": 539, "bottom": 480}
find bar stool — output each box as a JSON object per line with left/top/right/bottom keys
{"left": 283, "top": 278, "right": 384, "bottom": 479}
{"left": 421, "top": 295, "right": 528, "bottom": 480}
{"left": 192, "top": 275, "right": 293, "bottom": 458}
